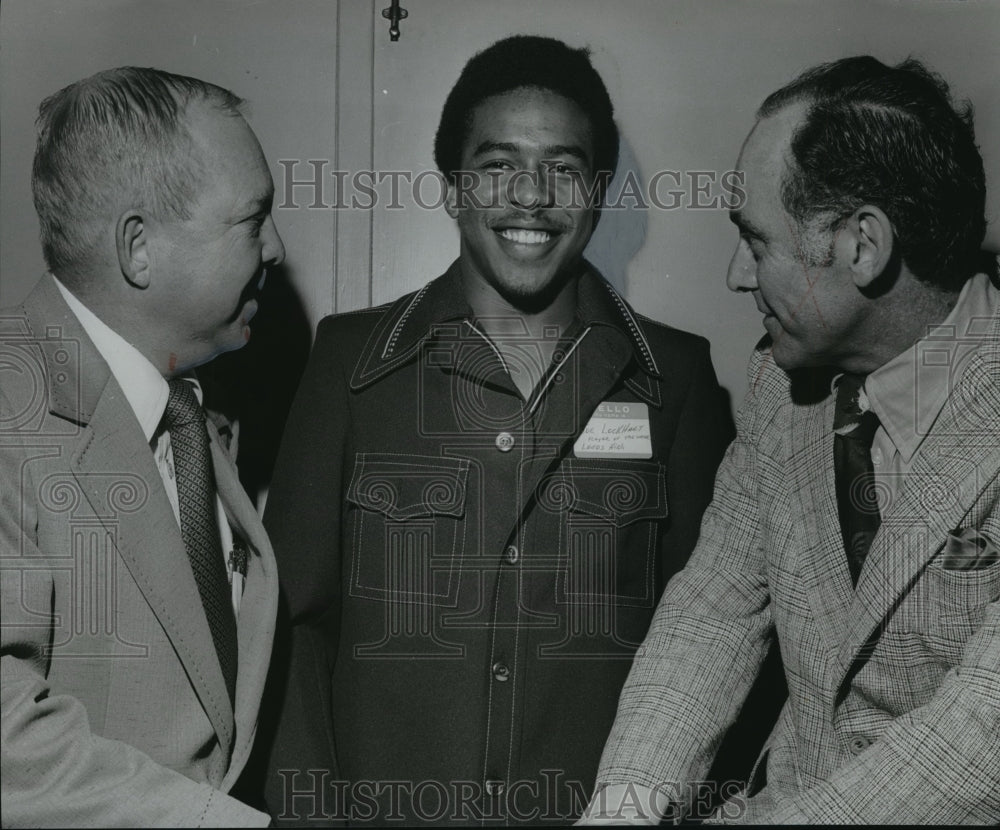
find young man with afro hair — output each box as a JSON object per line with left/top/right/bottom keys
{"left": 261, "top": 35, "right": 732, "bottom": 825}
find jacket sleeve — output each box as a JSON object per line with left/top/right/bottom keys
{"left": 260, "top": 315, "right": 353, "bottom": 825}
{"left": 595, "top": 345, "right": 775, "bottom": 818}
{"left": 0, "top": 391, "right": 267, "bottom": 828}
{"left": 0, "top": 661, "right": 269, "bottom": 827}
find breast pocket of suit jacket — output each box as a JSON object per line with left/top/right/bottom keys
{"left": 910, "top": 531, "right": 1000, "bottom": 660}
{"left": 539, "top": 458, "right": 668, "bottom": 608}
{"left": 346, "top": 453, "right": 470, "bottom": 606}
{"left": 886, "top": 524, "right": 1000, "bottom": 667}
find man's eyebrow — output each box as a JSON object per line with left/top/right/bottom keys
{"left": 471, "top": 141, "right": 519, "bottom": 157}
{"left": 234, "top": 192, "right": 273, "bottom": 225}
{"left": 729, "top": 210, "right": 765, "bottom": 238}
{"left": 469, "top": 141, "right": 590, "bottom": 162}
{"left": 542, "top": 144, "right": 590, "bottom": 161}
{"left": 246, "top": 189, "right": 275, "bottom": 214}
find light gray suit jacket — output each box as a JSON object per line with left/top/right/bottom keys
{"left": 596, "top": 290, "right": 1000, "bottom": 823}
{"left": 1, "top": 275, "right": 278, "bottom": 827}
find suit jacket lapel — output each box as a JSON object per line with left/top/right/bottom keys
{"left": 787, "top": 382, "right": 855, "bottom": 655}
{"left": 72, "top": 376, "right": 235, "bottom": 748}
{"left": 25, "top": 277, "right": 235, "bottom": 748}
{"left": 208, "top": 423, "right": 277, "bottom": 781}
{"left": 837, "top": 314, "right": 1000, "bottom": 673}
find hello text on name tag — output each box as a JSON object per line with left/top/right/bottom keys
{"left": 573, "top": 402, "right": 652, "bottom": 459}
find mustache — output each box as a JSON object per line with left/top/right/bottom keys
{"left": 486, "top": 212, "right": 573, "bottom": 233}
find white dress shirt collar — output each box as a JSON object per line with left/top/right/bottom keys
{"left": 864, "top": 271, "right": 999, "bottom": 463}
{"left": 53, "top": 275, "right": 188, "bottom": 440}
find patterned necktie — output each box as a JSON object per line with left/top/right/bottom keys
{"left": 833, "top": 373, "right": 882, "bottom": 586}
{"left": 164, "top": 378, "right": 238, "bottom": 704}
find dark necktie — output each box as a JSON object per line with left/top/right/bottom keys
{"left": 164, "top": 378, "right": 238, "bottom": 704}
{"left": 833, "top": 373, "right": 882, "bottom": 586}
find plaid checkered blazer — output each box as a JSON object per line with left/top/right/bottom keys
{"left": 596, "top": 305, "right": 1000, "bottom": 823}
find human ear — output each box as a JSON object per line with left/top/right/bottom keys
{"left": 116, "top": 211, "right": 150, "bottom": 288}
{"left": 847, "top": 205, "right": 894, "bottom": 289}
{"left": 444, "top": 178, "right": 460, "bottom": 220}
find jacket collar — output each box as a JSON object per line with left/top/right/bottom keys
{"left": 350, "top": 259, "right": 662, "bottom": 392}
{"left": 16, "top": 273, "right": 109, "bottom": 425}
{"left": 15, "top": 274, "right": 236, "bottom": 443}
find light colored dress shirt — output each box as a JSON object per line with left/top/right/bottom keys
{"left": 53, "top": 277, "right": 241, "bottom": 613}
{"left": 864, "top": 271, "right": 999, "bottom": 516}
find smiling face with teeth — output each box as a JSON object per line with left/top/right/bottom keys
{"left": 445, "top": 86, "right": 598, "bottom": 312}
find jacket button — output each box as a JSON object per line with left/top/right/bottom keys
{"left": 495, "top": 432, "right": 514, "bottom": 452}
{"left": 485, "top": 779, "right": 505, "bottom": 797}
{"left": 504, "top": 544, "right": 519, "bottom": 564}
{"left": 849, "top": 736, "right": 871, "bottom": 754}
{"left": 492, "top": 662, "right": 510, "bottom": 682}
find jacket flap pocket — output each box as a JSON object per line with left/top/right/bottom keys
{"left": 347, "top": 454, "right": 469, "bottom": 521}
{"left": 557, "top": 459, "right": 668, "bottom": 528}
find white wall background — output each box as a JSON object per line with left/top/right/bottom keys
{"left": 2, "top": 0, "right": 999, "bottom": 411}
{"left": 0, "top": 0, "right": 338, "bottom": 330}
{"left": 360, "top": 0, "right": 1000, "bottom": 407}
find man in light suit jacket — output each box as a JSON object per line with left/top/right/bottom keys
{"left": 1, "top": 66, "right": 285, "bottom": 826}
{"left": 582, "top": 56, "right": 1000, "bottom": 824}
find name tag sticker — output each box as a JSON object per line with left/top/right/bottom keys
{"left": 574, "top": 402, "right": 652, "bottom": 459}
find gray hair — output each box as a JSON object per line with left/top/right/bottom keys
{"left": 31, "top": 66, "right": 245, "bottom": 278}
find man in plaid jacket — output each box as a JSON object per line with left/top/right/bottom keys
{"left": 583, "top": 56, "right": 999, "bottom": 824}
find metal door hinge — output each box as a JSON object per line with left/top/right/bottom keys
{"left": 381, "top": 1, "right": 408, "bottom": 41}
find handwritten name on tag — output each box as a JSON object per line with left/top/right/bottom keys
{"left": 573, "top": 402, "right": 652, "bottom": 459}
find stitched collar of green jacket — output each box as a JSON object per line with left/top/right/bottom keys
{"left": 350, "top": 258, "right": 662, "bottom": 392}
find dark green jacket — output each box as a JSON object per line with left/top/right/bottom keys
{"left": 262, "top": 262, "right": 733, "bottom": 825}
